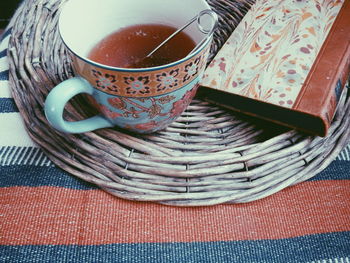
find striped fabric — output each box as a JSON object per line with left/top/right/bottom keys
{"left": 0, "top": 28, "right": 349, "bottom": 263}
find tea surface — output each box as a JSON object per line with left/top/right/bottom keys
{"left": 88, "top": 24, "right": 196, "bottom": 68}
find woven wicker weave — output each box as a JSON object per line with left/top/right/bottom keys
{"left": 8, "top": 0, "right": 350, "bottom": 206}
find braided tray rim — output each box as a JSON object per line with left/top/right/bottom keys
{"left": 7, "top": 0, "right": 350, "bottom": 206}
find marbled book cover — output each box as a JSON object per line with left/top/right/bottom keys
{"left": 200, "top": 0, "right": 344, "bottom": 108}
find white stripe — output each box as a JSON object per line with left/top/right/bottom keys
{"left": 0, "top": 146, "right": 10, "bottom": 165}
{"left": 0, "top": 112, "right": 36, "bottom": 147}
{"left": 337, "top": 145, "right": 350, "bottom": 161}
{"left": 16, "top": 146, "right": 29, "bottom": 165}
{"left": 9, "top": 146, "right": 24, "bottom": 165}
{"left": 36, "top": 149, "right": 53, "bottom": 167}
{"left": 0, "top": 147, "right": 12, "bottom": 165}
{"left": 4, "top": 146, "right": 18, "bottom": 165}
{"left": 22, "top": 147, "right": 36, "bottom": 165}
{"left": 0, "top": 81, "right": 12, "bottom": 98}
{"left": 45, "top": 159, "right": 54, "bottom": 167}
{"left": 0, "top": 148, "right": 5, "bottom": 164}
{"left": 42, "top": 154, "right": 51, "bottom": 166}
{"left": 34, "top": 150, "right": 44, "bottom": 166}
{"left": 0, "top": 55, "right": 8, "bottom": 70}
{"left": 0, "top": 146, "right": 53, "bottom": 166}
{"left": 342, "top": 145, "right": 350, "bottom": 160}
{"left": 28, "top": 148, "right": 40, "bottom": 165}
{"left": 0, "top": 35, "right": 10, "bottom": 51}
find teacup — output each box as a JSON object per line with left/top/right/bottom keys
{"left": 44, "top": 0, "right": 216, "bottom": 133}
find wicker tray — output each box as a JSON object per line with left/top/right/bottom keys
{"left": 8, "top": 0, "right": 350, "bottom": 206}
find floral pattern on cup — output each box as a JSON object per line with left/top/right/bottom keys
{"left": 169, "top": 82, "right": 199, "bottom": 118}
{"left": 82, "top": 50, "right": 206, "bottom": 98}
{"left": 128, "top": 83, "right": 199, "bottom": 132}
{"left": 87, "top": 96, "right": 123, "bottom": 119}
{"left": 107, "top": 95, "right": 175, "bottom": 119}
{"left": 183, "top": 56, "right": 201, "bottom": 82}
{"left": 156, "top": 69, "right": 179, "bottom": 92}
{"left": 86, "top": 81, "right": 199, "bottom": 133}
{"left": 91, "top": 69, "right": 119, "bottom": 93}
{"left": 124, "top": 76, "right": 151, "bottom": 95}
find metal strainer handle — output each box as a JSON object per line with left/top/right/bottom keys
{"left": 146, "top": 9, "right": 218, "bottom": 58}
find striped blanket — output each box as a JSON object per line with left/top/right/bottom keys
{"left": 0, "top": 28, "right": 349, "bottom": 263}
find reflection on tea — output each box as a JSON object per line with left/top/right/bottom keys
{"left": 88, "top": 24, "right": 196, "bottom": 68}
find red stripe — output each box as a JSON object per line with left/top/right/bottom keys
{"left": 0, "top": 180, "right": 349, "bottom": 245}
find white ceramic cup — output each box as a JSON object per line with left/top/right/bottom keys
{"left": 45, "top": 0, "right": 216, "bottom": 133}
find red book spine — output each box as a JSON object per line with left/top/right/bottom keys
{"left": 293, "top": 0, "right": 350, "bottom": 136}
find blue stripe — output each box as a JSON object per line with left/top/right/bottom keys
{"left": 0, "top": 232, "right": 349, "bottom": 263}
{"left": 0, "top": 49, "right": 7, "bottom": 58}
{"left": 309, "top": 160, "right": 350, "bottom": 181}
{"left": 0, "top": 160, "right": 348, "bottom": 189}
{"left": 0, "top": 165, "right": 96, "bottom": 190}
{"left": 0, "top": 70, "right": 9, "bottom": 81}
{"left": 0, "top": 98, "right": 18, "bottom": 112}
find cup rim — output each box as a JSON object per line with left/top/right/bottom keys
{"left": 59, "top": 31, "right": 212, "bottom": 72}
{"left": 58, "top": 0, "right": 214, "bottom": 73}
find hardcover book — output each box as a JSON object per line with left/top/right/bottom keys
{"left": 199, "top": 0, "right": 350, "bottom": 136}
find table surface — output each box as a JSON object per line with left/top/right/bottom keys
{"left": 0, "top": 21, "right": 349, "bottom": 263}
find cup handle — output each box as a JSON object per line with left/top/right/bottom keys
{"left": 44, "top": 77, "right": 113, "bottom": 133}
